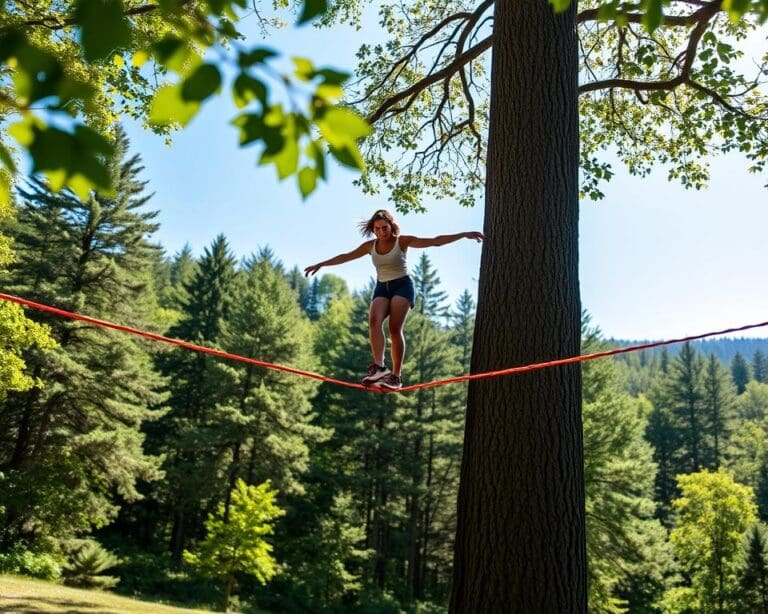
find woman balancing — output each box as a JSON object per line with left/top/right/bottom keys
{"left": 304, "top": 209, "right": 484, "bottom": 390}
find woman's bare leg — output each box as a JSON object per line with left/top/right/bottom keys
{"left": 369, "top": 297, "right": 390, "bottom": 366}
{"left": 387, "top": 296, "right": 411, "bottom": 376}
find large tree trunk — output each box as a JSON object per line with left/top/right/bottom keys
{"left": 450, "top": 0, "right": 585, "bottom": 611}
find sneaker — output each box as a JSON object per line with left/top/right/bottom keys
{"left": 362, "top": 363, "right": 391, "bottom": 385}
{"left": 375, "top": 373, "right": 402, "bottom": 391}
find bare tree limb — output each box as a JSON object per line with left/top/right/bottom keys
{"left": 687, "top": 79, "right": 768, "bottom": 120}
{"left": 366, "top": 34, "right": 492, "bottom": 124}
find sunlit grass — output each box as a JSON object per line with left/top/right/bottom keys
{"left": 0, "top": 574, "right": 212, "bottom": 613}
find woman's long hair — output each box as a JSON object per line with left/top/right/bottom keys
{"left": 358, "top": 209, "right": 400, "bottom": 237}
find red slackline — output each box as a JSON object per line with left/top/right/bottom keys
{"left": 2, "top": 291, "right": 767, "bottom": 393}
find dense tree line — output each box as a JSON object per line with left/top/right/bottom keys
{"left": 3, "top": 137, "right": 768, "bottom": 612}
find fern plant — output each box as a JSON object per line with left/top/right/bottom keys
{"left": 64, "top": 542, "right": 120, "bottom": 589}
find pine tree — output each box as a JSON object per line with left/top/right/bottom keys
{"left": 152, "top": 234, "right": 237, "bottom": 562}
{"left": 722, "top": 418, "right": 768, "bottom": 504}
{"left": 217, "top": 252, "right": 328, "bottom": 499}
{"left": 736, "top": 381, "right": 768, "bottom": 421}
{"left": 157, "top": 244, "right": 198, "bottom": 312}
{"left": 0, "top": 127, "right": 165, "bottom": 545}
{"left": 704, "top": 354, "right": 736, "bottom": 468}
{"left": 286, "top": 265, "right": 311, "bottom": 314}
{"left": 401, "top": 309, "right": 464, "bottom": 601}
{"left": 290, "top": 269, "right": 348, "bottom": 321}
{"left": 645, "top": 404, "right": 680, "bottom": 523}
{"left": 739, "top": 524, "right": 768, "bottom": 614}
{"left": 309, "top": 276, "right": 467, "bottom": 606}
{"left": 655, "top": 342, "right": 709, "bottom": 473}
{"left": 450, "top": 290, "right": 475, "bottom": 373}
{"left": 281, "top": 290, "right": 373, "bottom": 609}
{"left": 660, "top": 348, "right": 670, "bottom": 374}
{"left": 582, "top": 319, "right": 673, "bottom": 612}
{"left": 757, "top": 457, "right": 768, "bottom": 523}
{"left": 309, "top": 289, "right": 406, "bottom": 595}
{"left": 754, "top": 350, "right": 768, "bottom": 385}
{"left": 732, "top": 352, "right": 751, "bottom": 394}
{"left": 411, "top": 253, "right": 448, "bottom": 320}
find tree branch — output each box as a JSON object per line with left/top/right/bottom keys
{"left": 578, "top": 0, "right": 722, "bottom": 26}
{"left": 579, "top": 0, "right": 720, "bottom": 94}
{"left": 366, "top": 35, "right": 492, "bottom": 125}
{"left": 687, "top": 79, "right": 768, "bottom": 120}
{"left": 3, "top": 2, "right": 192, "bottom": 32}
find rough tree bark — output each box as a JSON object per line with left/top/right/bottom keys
{"left": 450, "top": 0, "right": 586, "bottom": 611}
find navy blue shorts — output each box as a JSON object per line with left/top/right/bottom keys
{"left": 372, "top": 275, "right": 416, "bottom": 308}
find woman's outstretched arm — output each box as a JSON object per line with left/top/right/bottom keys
{"left": 304, "top": 241, "right": 373, "bottom": 276}
{"left": 401, "top": 231, "right": 485, "bottom": 249}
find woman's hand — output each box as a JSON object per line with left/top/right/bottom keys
{"left": 465, "top": 231, "right": 485, "bottom": 242}
{"left": 304, "top": 263, "right": 322, "bottom": 277}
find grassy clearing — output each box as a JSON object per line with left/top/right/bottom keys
{"left": 0, "top": 574, "right": 212, "bottom": 613}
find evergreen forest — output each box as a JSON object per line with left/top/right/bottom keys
{"left": 2, "top": 132, "right": 768, "bottom": 613}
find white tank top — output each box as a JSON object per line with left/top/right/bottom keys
{"left": 371, "top": 236, "right": 408, "bottom": 282}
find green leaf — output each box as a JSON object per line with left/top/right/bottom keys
{"left": 293, "top": 57, "right": 315, "bottom": 81}
{"left": 181, "top": 64, "right": 222, "bottom": 102}
{"left": 548, "top": 0, "right": 571, "bottom": 12}
{"left": 206, "top": 0, "right": 226, "bottom": 14}
{"left": 722, "top": 0, "right": 751, "bottom": 20}
{"left": 238, "top": 47, "right": 278, "bottom": 68}
{"left": 73, "top": 124, "right": 113, "bottom": 157}
{"left": 316, "top": 107, "right": 372, "bottom": 148}
{"left": 30, "top": 128, "right": 75, "bottom": 173}
{"left": 75, "top": 0, "right": 132, "bottom": 62}
{"left": 16, "top": 122, "right": 115, "bottom": 198}
{"left": 0, "top": 29, "right": 24, "bottom": 62}
{"left": 58, "top": 76, "right": 97, "bottom": 110}
{"left": 596, "top": 1, "right": 618, "bottom": 20}
{"left": 308, "top": 140, "right": 326, "bottom": 180}
{"left": 232, "top": 113, "right": 265, "bottom": 146}
{"left": 12, "top": 43, "right": 63, "bottom": 104}
{"left": 149, "top": 84, "right": 201, "bottom": 127}
{"left": 311, "top": 68, "right": 349, "bottom": 86}
{"left": 233, "top": 73, "right": 268, "bottom": 108}
{"left": 9, "top": 116, "right": 43, "bottom": 147}
{"left": 315, "top": 83, "right": 344, "bottom": 102}
{"left": 329, "top": 142, "right": 364, "bottom": 170}
{"left": 152, "top": 36, "right": 201, "bottom": 75}
{"left": 641, "top": 0, "right": 664, "bottom": 32}
{"left": 260, "top": 138, "right": 299, "bottom": 179}
{"left": 217, "top": 19, "right": 240, "bottom": 39}
{"left": 298, "top": 167, "right": 317, "bottom": 198}
{"left": 232, "top": 113, "right": 284, "bottom": 152}
{"left": 297, "top": 0, "right": 328, "bottom": 25}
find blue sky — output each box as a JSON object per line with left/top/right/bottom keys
{"left": 122, "top": 9, "right": 768, "bottom": 342}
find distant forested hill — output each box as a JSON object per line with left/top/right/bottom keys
{"left": 609, "top": 337, "right": 768, "bottom": 364}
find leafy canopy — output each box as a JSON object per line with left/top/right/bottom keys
{"left": 345, "top": 0, "right": 768, "bottom": 211}
{"left": 0, "top": 0, "right": 368, "bottom": 203}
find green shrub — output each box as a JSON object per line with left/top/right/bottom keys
{"left": 0, "top": 547, "right": 63, "bottom": 580}
{"left": 63, "top": 541, "right": 120, "bottom": 589}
